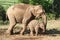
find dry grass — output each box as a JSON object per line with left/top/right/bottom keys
{"left": 0, "top": 20, "right": 60, "bottom": 40}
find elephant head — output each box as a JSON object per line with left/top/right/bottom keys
{"left": 27, "top": 5, "right": 47, "bottom": 31}
{"left": 29, "top": 5, "right": 43, "bottom": 18}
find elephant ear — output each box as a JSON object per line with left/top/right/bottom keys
{"left": 25, "top": 6, "right": 36, "bottom": 16}
{"left": 30, "top": 5, "right": 42, "bottom": 17}
{"left": 33, "top": 5, "right": 45, "bottom": 18}
{"left": 29, "top": 6, "right": 37, "bottom": 16}
{"left": 24, "top": 6, "right": 38, "bottom": 18}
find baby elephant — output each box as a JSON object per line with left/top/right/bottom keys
{"left": 28, "top": 20, "right": 45, "bottom": 36}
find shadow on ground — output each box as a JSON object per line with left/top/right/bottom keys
{"left": 46, "top": 29, "right": 60, "bottom": 34}
{"left": 0, "top": 28, "right": 60, "bottom": 36}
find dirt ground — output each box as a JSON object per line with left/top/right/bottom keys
{"left": 0, "top": 30, "right": 60, "bottom": 40}
{"left": 0, "top": 20, "right": 60, "bottom": 40}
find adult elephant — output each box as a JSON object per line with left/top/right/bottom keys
{"left": 6, "top": 3, "right": 47, "bottom": 35}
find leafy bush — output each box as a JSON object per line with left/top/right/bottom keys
{"left": 0, "top": 5, "right": 6, "bottom": 22}
{"left": 0, "top": 0, "right": 60, "bottom": 21}
{"left": 46, "top": 13, "right": 55, "bottom": 20}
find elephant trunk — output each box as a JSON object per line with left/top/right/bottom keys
{"left": 42, "top": 13, "right": 47, "bottom": 31}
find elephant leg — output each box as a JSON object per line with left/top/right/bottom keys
{"left": 30, "top": 27, "right": 34, "bottom": 36}
{"left": 35, "top": 26, "right": 38, "bottom": 36}
{"left": 20, "top": 24, "right": 26, "bottom": 35}
{"left": 20, "top": 17, "right": 31, "bottom": 35}
{"left": 42, "top": 27, "right": 45, "bottom": 33}
{"left": 6, "top": 14, "right": 16, "bottom": 35}
{"left": 6, "top": 23, "right": 16, "bottom": 35}
{"left": 40, "top": 26, "right": 45, "bottom": 33}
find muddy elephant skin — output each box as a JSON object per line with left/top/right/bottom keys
{"left": 6, "top": 3, "right": 47, "bottom": 35}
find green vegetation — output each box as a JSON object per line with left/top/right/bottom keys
{"left": 0, "top": 0, "right": 60, "bottom": 24}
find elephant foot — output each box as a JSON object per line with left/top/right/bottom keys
{"left": 35, "top": 34, "right": 38, "bottom": 36}
{"left": 30, "top": 33, "right": 33, "bottom": 36}
{"left": 42, "top": 30, "right": 46, "bottom": 34}
{"left": 30, "top": 34, "right": 33, "bottom": 36}
{"left": 42, "top": 31, "right": 45, "bottom": 33}
{"left": 20, "top": 32, "right": 24, "bottom": 35}
{"left": 20, "top": 30, "right": 25, "bottom": 35}
{"left": 6, "top": 30, "right": 13, "bottom": 35}
{"left": 20, "top": 34, "right": 23, "bottom": 36}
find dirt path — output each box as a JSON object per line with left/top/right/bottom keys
{"left": 0, "top": 34, "right": 60, "bottom": 40}
{"left": 0, "top": 28, "right": 60, "bottom": 40}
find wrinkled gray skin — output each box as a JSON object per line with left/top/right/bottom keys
{"left": 6, "top": 3, "right": 47, "bottom": 35}
{"left": 28, "top": 20, "right": 45, "bottom": 36}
